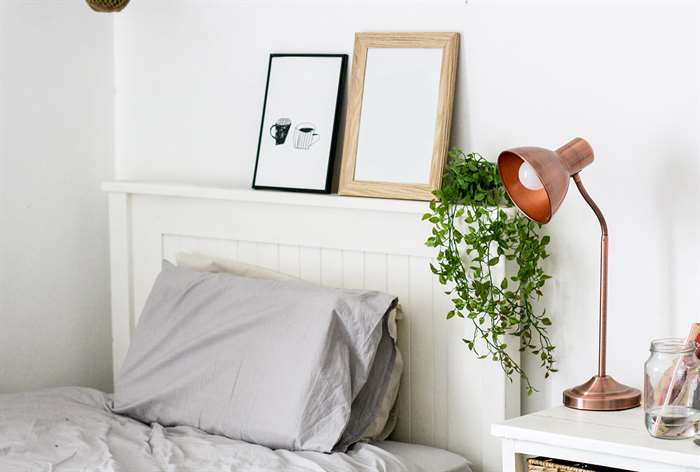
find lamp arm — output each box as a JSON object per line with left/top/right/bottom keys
{"left": 572, "top": 173, "right": 608, "bottom": 377}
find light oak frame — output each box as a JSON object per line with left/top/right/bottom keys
{"left": 339, "top": 32, "right": 459, "bottom": 201}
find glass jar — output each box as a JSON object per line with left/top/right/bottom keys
{"left": 644, "top": 338, "right": 700, "bottom": 439}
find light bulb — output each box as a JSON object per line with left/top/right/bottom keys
{"left": 518, "top": 161, "right": 543, "bottom": 190}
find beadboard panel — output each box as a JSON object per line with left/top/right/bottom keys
{"left": 104, "top": 182, "right": 519, "bottom": 472}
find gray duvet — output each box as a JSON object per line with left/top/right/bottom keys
{"left": 0, "top": 387, "right": 418, "bottom": 472}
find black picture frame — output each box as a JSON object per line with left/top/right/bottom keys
{"left": 252, "top": 54, "right": 348, "bottom": 194}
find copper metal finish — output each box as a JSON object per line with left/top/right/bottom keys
{"left": 497, "top": 137, "right": 641, "bottom": 411}
{"left": 556, "top": 138, "right": 595, "bottom": 175}
{"left": 563, "top": 174, "right": 640, "bottom": 411}
{"left": 563, "top": 375, "right": 641, "bottom": 411}
{"left": 497, "top": 138, "right": 593, "bottom": 224}
{"left": 573, "top": 174, "right": 608, "bottom": 377}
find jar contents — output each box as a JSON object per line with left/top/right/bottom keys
{"left": 644, "top": 331, "right": 700, "bottom": 440}
{"left": 645, "top": 406, "right": 700, "bottom": 439}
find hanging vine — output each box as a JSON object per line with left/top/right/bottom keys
{"left": 424, "top": 149, "right": 556, "bottom": 394}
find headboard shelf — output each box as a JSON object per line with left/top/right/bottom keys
{"left": 103, "top": 180, "right": 519, "bottom": 472}
{"left": 101, "top": 181, "right": 431, "bottom": 214}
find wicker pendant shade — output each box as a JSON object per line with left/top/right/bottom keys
{"left": 86, "top": 0, "right": 130, "bottom": 12}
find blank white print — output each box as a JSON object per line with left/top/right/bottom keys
{"left": 354, "top": 48, "right": 442, "bottom": 185}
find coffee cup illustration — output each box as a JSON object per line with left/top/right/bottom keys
{"left": 270, "top": 118, "right": 292, "bottom": 145}
{"left": 294, "top": 123, "right": 320, "bottom": 150}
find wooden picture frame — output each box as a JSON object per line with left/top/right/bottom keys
{"left": 338, "top": 33, "right": 459, "bottom": 201}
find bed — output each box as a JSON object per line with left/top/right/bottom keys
{"left": 0, "top": 387, "right": 470, "bottom": 472}
{"left": 0, "top": 182, "right": 520, "bottom": 472}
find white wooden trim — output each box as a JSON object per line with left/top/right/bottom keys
{"left": 107, "top": 193, "right": 133, "bottom": 378}
{"left": 492, "top": 406, "right": 700, "bottom": 472}
{"left": 505, "top": 439, "right": 695, "bottom": 472}
{"left": 101, "top": 181, "right": 430, "bottom": 214}
{"left": 501, "top": 439, "right": 525, "bottom": 472}
{"left": 103, "top": 181, "right": 520, "bottom": 472}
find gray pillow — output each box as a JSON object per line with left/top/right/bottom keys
{"left": 174, "top": 252, "right": 403, "bottom": 448}
{"left": 112, "top": 261, "right": 396, "bottom": 453}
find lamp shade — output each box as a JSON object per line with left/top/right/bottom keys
{"left": 497, "top": 138, "right": 594, "bottom": 224}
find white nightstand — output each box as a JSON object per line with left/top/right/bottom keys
{"left": 491, "top": 406, "right": 700, "bottom": 472}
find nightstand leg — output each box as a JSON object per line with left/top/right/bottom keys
{"left": 501, "top": 439, "right": 524, "bottom": 472}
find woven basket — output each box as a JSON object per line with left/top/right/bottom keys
{"left": 528, "top": 458, "right": 631, "bottom": 472}
{"left": 86, "top": 0, "right": 130, "bottom": 12}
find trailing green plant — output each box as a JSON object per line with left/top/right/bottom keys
{"left": 423, "top": 148, "right": 556, "bottom": 394}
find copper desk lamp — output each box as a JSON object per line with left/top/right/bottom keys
{"left": 497, "top": 137, "right": 641, "bottom": 411}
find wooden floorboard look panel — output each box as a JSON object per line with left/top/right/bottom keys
{"left": 103, "top": 182, "right": 518, "bottom": 472}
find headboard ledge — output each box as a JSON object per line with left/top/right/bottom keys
{"left": 101, "top": 181, "right": 430, "bottom": 214}
{"left": 103, "top": 180, "right": 519, "bottom": 472}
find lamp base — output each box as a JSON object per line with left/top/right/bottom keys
{"left": 563, "top": 375, "right": 641, "bottom": 411}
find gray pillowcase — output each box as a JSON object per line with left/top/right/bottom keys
{"left": 112, "top": 261, "right": 397, "bottom": 453}
{"left": 334, "top": 315, "right": 396, "bottom": 451}
{"left": 174, "top": 252, "right": 402, "bottom": 449}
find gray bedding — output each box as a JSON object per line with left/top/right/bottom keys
{"left": 0, "top": 387, "right": 419, "bottom": 472}
{"left": 113, "top": 262, "right": 397, "bottom": 453}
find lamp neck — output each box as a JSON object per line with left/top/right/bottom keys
{"left": 572, "top": 174, "right": 608, "bottom": 236}
{"left": 572, "top": 173, "right": 608, "bottom": 377}
{"left": 557, "top": 138, "right": 595, "bottom": 175}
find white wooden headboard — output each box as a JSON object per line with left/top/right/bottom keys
{"left": 102, "top": 181, "right": 519, "bottom": 472}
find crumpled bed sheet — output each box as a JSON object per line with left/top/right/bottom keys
{"left": 0, "top": 387, "right": 418, "bottom": 472}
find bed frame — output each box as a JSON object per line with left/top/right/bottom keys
{"left": 103, "top": 181, "right": 520, "bottom": 472}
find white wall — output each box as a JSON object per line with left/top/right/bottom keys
{"left": 0, "top": 1, "right": 114, "bottom": 393}
{"left": 113, "top": 0, "right": 699, "bottom": 413}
